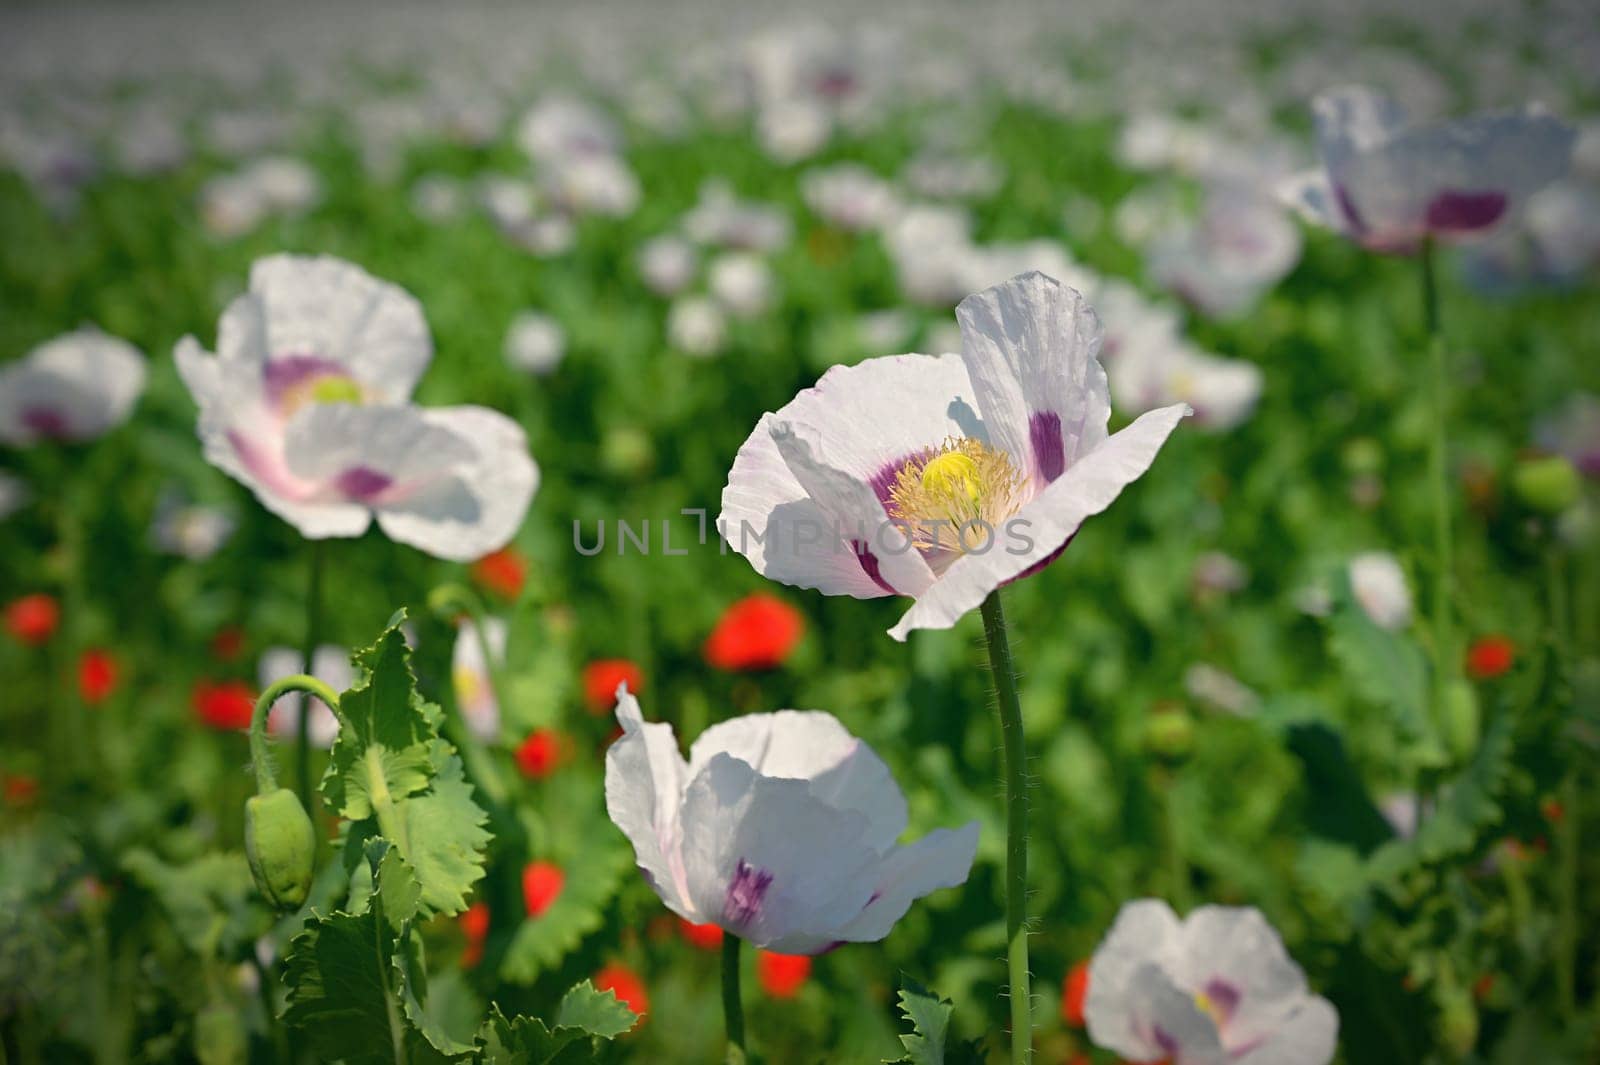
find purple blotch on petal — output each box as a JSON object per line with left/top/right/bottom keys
{"left": 1426, "top": 190, "right": 1507, "bottom": 233}
{"left": 722, "top": 859, "right": 774, "bottom": 930}
{"left": 851, "top": 540, "right": 896, "bottom": 594}
{"left": 21, "top": 407, "right": 69, "bottom": 438}
{"left": 1028, "top": 410, "right": 1065, "bottom": 484}
{"left": 334, "top": 466, "right": 393, "bottom": 503}
{"left": 1202, "top": 977, "right": 1242, "bottom": 1024}
{"left": 1152, "top": 1024, "right": 1181, "bottom": 1056}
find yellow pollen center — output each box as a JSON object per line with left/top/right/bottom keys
{"left": 1194, "top": 991, "right": 1224, "bottom": 1026}
{"left": 282, "top": 374, "right": 365, "bottom": 416}
{"left": 886, "top": 436, "right": 1025, "bottom": 558}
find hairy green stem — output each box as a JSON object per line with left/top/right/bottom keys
{"left": 1548, "top": 550, "right": 1579, "bottom": 1019}
{"left": 1420, "top": 241, "right": 1456, "bottom": 750}
{"left": 980, "top": 591, "right": 1032, "bottom": 1065}
{"left": 722, "top": 932, "right": 746, "bottom": 1061}
{"left": 297, "top": 541, "right": 326, "bottom": 812}
{"left": 250, "top": 675, "right": 341, "bottom": 796}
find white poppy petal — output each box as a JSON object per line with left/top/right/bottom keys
{"left": 830, "top": 821, "right": 979, "bottom": 944}
{"left": 604, "top": 688, "right": 692, "bottom": 915}
{"left": 0, "top": 329, "right": 146, "bottom": 444}
{"left": 1085, "top": 899, "right": 1185, "bottom": 1057}
{"left": 1232, "top": 994, "right": 1339, "bottom": 1065}
{"left": 888, "top": 403, "right": 1188, "bottom": 639}
{"left": 956, "top": 271, "right": 1111, "bottom": 486}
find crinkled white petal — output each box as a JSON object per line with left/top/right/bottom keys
{"left": 604, "top": 687, "right": 692, "bottom": 915}
{"left": 829, "top": 822, "right": 979, "bottom": 945}
{"left": 1232, "top": 994, "right": 1339, "bottom": 1065}
{"left": 889, "top": 403, "right": 1189, "bottom": 639}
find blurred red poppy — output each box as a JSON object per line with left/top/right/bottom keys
{"left": 1062, "top": 959, "right": 1090, "bottom": 1026}
{"left": 193, "top": 680, "right": 254, "bottom": 730}
{"left": 1465, "top": 635, "right": 1515, "bottom": 680}
{"left": 595, "top": 962, "right": 649, "bottom": 1023}
{"left": 678, "top": 919, "right": 723, "bottom": 950}
{"left": 582, "top": 659, "right": 642, "bottom": 713}
{"left": 522, "top": 861, "right": 565, "bottom": 917}
{"left": 5, "top": 594, "right": 59, "bottom": 645}
{"left": 459, "top": 902, "right": 490, "bottom": 968}
{"left": 514, "top": 729, "right": 566, "bottom": 779}
{"left": 78, "top": 649, "right": 119, "bottom": 704}
{"left": 471, "top": 546, "right": 527, "bottom": 602}
{"left": 704, "top": 594, "right": 804, "bottom": 671}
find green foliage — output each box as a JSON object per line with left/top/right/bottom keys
{"left": 500, "top": 839, "right": 631, "bottom": 985}
{"left": 883, "top": 977, "right": 985, "bottom": 1065}
{"left": 476, "top": 984, "right": 639, "bottom": 1064}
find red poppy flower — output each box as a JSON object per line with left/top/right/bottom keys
{"left": 595, "top": 962, "right": 649, "bottom": 1023}
{"left": 1062, "top": 959, "right": 1090, "bottom": 1027}
{"left": 471, "top": 546, "right": 528, "bottom": 602}
{"left": 582, "top": 659, "right": 642, "bottom": 713}
{"left": 1465, "top": 635, "right": 1515, "bottom": 680}
{"left": 522, "top": 861, "right": 565, "bottom": 918}
{"left": 514, "top": 729, "right": 566, "bottom": 779}
{"left": 757, "top": 952, "right": 811, "bottom": 998}
{"left": 704, "top": 594, "right": 804, "bottom": 671}
{"left": 78, "top": 649, "right": 119, "bottom": 704}
{"left": 459, "top": 902, "right": 490, "bottom": 968}
{"left": 3, "top": 774, "right": 39, "bottom": 806}
{"left": 679, "top": 919, "right": 724, "bottom": 951}
{"left": 210, "top": 626, "right": 246, "bottom": 662}
{"left": 5, "top": 594, "right": 59, "bottom": 645}
{"left": 193, "top": 680, "right": 255, "bottom": 730}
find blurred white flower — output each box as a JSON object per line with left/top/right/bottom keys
{"left": 174, "top": 255, "right": 538, "bottom": 560}
{"left": 604, "top": 686, "right": 978, "bottom": 953}
{"left": 0, "top": 328, "right": 146, "bottom": 446}
{"left": 260, "top": 644, "right": 354, "bottom": 749}
{"left": 410, "top": 174, "right": 467, "bottom": 223}
{"left": 668, "top": 296, "right": 727, "bottom": 358}
{"left": 451, "top": 617, "right": 506, "bottom": 742}
{"left": 1086, "top": 899, "right": 1338, "bottom": 1065}
{"left": 1183, "top": 663, "right": 1260, "bottom": 716}
{"left": 758, "top": 99, "right": 831, "bottom": 162}
{"left": 684, "top": 181, "right": 792, "bottom": 251}
{"left": 504, "top": 311, "right": 567, "bottom": 376}
{"left": 709, "top": 253, "right": 775, "bottom": 317}
{"left": 545, "top": 153, "right": 639, "bottom": 217}
{"left": 0, "top": 471, "right": 29, "bottom": 521}
{"left": 1281, "top": 86, "right": 1574, "bottom": 254}
{"left": 1348, "top": 551, "right": 1412, "bottom": 630}
{"left": 720, "top": 272, "right": 1187, "bottom": 640}
{"left": 200, "top": 157, "right": 320, "bottom": 238}
{"left": 1537, "top": 393, "right": 1600, "bottom": 479}
{"left": 638, "top": 235, "right": 698, "bottom": 296}
{"left": 802, "top": 163, "right": 900, "bottom": 231}
{"left": 1148, "top": 189, "right": 1302, "bottom": 319}
{"left": 150, "top": 492, "right": 235, "bottom": 560}
{"left": 517, "top": 95, "right": 621, "bottom": 162}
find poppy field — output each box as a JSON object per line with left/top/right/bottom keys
{"left": 1, "top": 3, "right": 1598, "bottom": 1063}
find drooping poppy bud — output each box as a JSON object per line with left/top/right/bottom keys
{"left": 582, "top": 659, "right": 642, "bottom": 714}
{"left": 244, "top": 788, "right": 317, "bottom": 910}
{"left": 704, "top": 594, "right": 805, "bottom": 671}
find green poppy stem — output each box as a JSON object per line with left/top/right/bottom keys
{"left": 297, "top": 539, "right": 326, "bottom": 811}
{"left": 1420, "top": 241, "right": 1456, "bottom": 747}
{"left": 250, "top": 674, "right": 341, "bottom": 797}
{"left": 722, "top": 932, "right": 746, "bottom": 1062}
{"left": 980, "top": 591, "right": 1032, "bottom": 1065}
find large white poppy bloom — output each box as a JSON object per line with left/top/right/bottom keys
{"left": 1280, "top": 85, "right": 1574, "bottom": 254}
{"left": 175, "top": 255, "right": 538, "bottom": 560}
{"left": 718, "top": 272, "right": 1188, "bottom": 640}
{"left": 604, "top": 688, "right": 978, "bottom": 954}
{"left": 0, "top": 328, "right": 146, "bottom": 446}
{"left": 1085, "top": 899, "right": 1338, "bottom": 1065}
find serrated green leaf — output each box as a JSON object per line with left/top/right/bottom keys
{"left": 475, "top": 1004, "right": 587, "bottom": 1065}
{"left": 882, "top": 976, "right": 983, "bottom": 1065}
{"left": 397, "top": 921, "right": 478, "bottom": 1059}
{"left": 392, "top": 745, "right": 492, "bottom": 916}
{"left": 1327, "top": 607, "right": 1436, "bottom": 752}
{"left": 554, "top": 981, "right": 638, "bottom": 1039}
{"left": 324, "top": 621, "right": 436, "bottom": 821}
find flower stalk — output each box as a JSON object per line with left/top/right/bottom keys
{"left": 297, "top": 539, "right": 326, "bottom": 812}
{"left": 980, "top": 591, "right": 1032, "bottom": 1065}
{"left": 722, "top": 932, "right": 746, "bottom": 1063}
{"left": 1420, "top": 240, "right": 1456, "bottom": 750}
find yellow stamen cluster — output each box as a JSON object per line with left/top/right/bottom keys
{"left": 1194, "top": 990, "right": 1225, "bottom": 1026}
{"left": 282, "top": 374, "right": 365, "bottom": 415}
{"left": 886, "top": 436, "right": 1025, "bottom": 556}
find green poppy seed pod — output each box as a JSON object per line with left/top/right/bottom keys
{"left": 244, "top": 787, "right": 316, "bottom": 911}
{"left": 1512, "top": 455, "right": 1580, "bottom": 515}
{"left": 1443, "top": 680, "right": 1481, "bottom": 762}
{"left": 1142, "top": 706, "right": 1195, "bottom": 763}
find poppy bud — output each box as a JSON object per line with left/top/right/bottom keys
{"left": 1443, "top": 680, "right": 1480, "bottom": 761}
{"left": 1512, "top": 455, "right": 1580, "bottom": 515}
{"left": 1142, "top": 706, "right": 1195, "bottom": 762}
{"left": 244, "top": 788, "right": 316, "bottom": 910}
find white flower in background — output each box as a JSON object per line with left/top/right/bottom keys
{"left": 451, "top": 617, "right": 506, "bottom": 742}
{"left": 521, "top": 215, "right": 577, "bottom": 257}
{"left": 684, "top": 181, "right": 792, "bottom": 252}
{"left": 1280, "top": 85, "right": 1574, "bottom": 254}
{"left": 1107, "top": 341, "right": 1263, "bottom": 433}
{"left": 0, "top": 471, "right": 29, "bottom": 521}
{"left": 517, "top": 95, "right": 621, "bottom": 163}
{"left": 883, "top": 204, "right": 982, "bottom": 306}
{"left": 113, "top": 108, "right": 187, "bottom": 176}
{"left": 604, "top": 687, "right": 978, "bottom": 953}
{"left": 720, "top": 272, "right": 1188, "bottom": 640}
{"left": 758, "top": 99, "right": 831, "bottom": 162}
{"left": 545, "top": 153, "right": 640, "bottom": 217}
{"left": 260, "top": 644, "right": 354, "bottom": 749}
{"left": 802, "top": 163, "right": 900, "bottom": 231}
{"left": 0, "top": 328, "right": 146, "bottom": 446}
{"left": 1348, "top": 551, "right": 1412, "bottom": 630}
{"left": 1537, "top": 393, "right": 1600, "bottom": 479}
{"left": 1183, "top": 664, "right": 1260, "bottom": 717}
{"left": 709, "top": 253, "right": 775, "bottom": 318}
{"left": 638, "top": 235, "right": 699, "bottom": 296}
{"left": 1148, "top": 189, "right": 1302, "bottom": 319}
{"left": 504, "top": 311, "right": 567, "bottom": 376}
{"left": 478, "top": 175, "right": 540, "bottom": 234}
{"left": 668, "top": 297, "right": 728, "bottom": 358}
{"left": 411, "top": 174, "right": 467, "bottom": 223}
{"left": 1085, "top": 899, "right": 1338, "bottom": 1065}
{"left": 200, "top": 157, "right": 321, "bottom": 238}
{"left": 150, "top": 492, "right": 235, "bottom": 560}
{"left": 901, "top": 151, "right": 1004, "bottom": 201}
{"left": 856, "top": 309, "right": 916, "bottom": 354}
{"left": 175, "top": 255, "right": 538, "bottom": 560}
{"left": 1378, "top": 792, "right": 1422, "bottom": 840}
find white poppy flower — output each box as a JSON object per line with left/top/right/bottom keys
{"left": 504, "top": 311, "right": 566, "bottom": 375}
{"left": 1348, "top": 551, "right": 1412, "bottom": 630}
{"left": 1148, "top": 189, "right": 1302, "bottom": 319}
{"left": 637, "top": 235, "right": 698, "bottom": 296}
{"left": 0, "top": 328, "right": 146, "bottom": 446}
{"left": 150, "top": 492, "right": 235, "bottom": 560}
{"left": 175, "top": 255, "right": 538, "bottom": 560}
{"left": 1280, "top": 86, "right": 1573, "bottom": 254}
{"left": 683, "top": 181, "right": 792, "bottom": 252}
{"left": 801, "top": 163, "right": 900, "bottom": 231}
{"left": 260, "top": 644, "right": 354, "bottom": 749}
{"left": 604, "top": 687, "right": 978, "bottom": 954}
{"left": 451, "top": 616, "right": 506, "bottom": 742}
{"left": 668, "top": 297, "right": 727, "bottom": 358}
{"left": 719, "top": 272, "right": 1188, "bottom": 640}
{"left": 709, "top": 253, "right": 774, "bottom": 318}
{"left": 1085, "top": 899, "right": 1338, "bottom": 1065}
